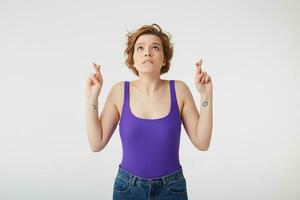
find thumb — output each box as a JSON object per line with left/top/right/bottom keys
{"left": 90, "top": 74, "right": 100, "bottom": 85}
{"left": 86, "top": 78, "right": 92, "bottom": 89}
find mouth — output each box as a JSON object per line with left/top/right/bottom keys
{"left": 143, "top": 59, "right": 153, "bottom": 64}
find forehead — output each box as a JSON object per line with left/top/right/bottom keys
{"left": 135, "top": 34, "right": 162, "bottom": 45}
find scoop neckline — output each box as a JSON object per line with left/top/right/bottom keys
{"left": 128, "top": 80, "right": 172, "bottom": 121}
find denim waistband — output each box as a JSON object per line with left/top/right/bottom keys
{"left": 116, "top": 165, "right": 185, "bottom": 186}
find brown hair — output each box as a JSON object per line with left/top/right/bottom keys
{"left": 124, "top": 23, "right": 174, "bottom": 76}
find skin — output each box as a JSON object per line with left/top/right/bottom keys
{"left": 85, "top": 34, "right": 213, "bottom": 152}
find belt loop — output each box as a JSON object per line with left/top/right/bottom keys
{"left": 132, "top": 176, "right": 137, "bottom": 186}
{"left": 162, "top": 177, "right": 166, "bottom": 185}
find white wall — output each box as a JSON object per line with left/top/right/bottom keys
{"left": 0, "top": 0, "right": 299, "bottom": 199}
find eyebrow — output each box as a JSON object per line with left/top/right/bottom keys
{"left": 135, "top": 42, "right": 162, "bottom": 47}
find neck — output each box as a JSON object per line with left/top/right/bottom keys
{"left": 134, "top": 75, "right": 165, "bottom": 95}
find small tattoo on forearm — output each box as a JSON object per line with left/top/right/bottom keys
{"left": 202, "top": 101, "right": 208, "bottom": 107}
{"left": 92, "top": 104, "right": 97, "bottom": 110}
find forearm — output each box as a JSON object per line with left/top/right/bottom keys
{"left": 196, "top": 95, "right": 213, "bottom": 150}
{"left": 85, "top": 98, "right": 103, "bottom": 151}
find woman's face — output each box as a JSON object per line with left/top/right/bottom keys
{"left": 133, "top": 34, "right": 166, "bottom": 75}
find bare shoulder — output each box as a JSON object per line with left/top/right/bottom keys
{"left": 109, "top": 81, "right": 125, "bottom": 115}
{"left": 111, "top": 81, "right": 124, "bottom": 92}
{"left": 173, "top": 80, "right": 193, "bottom": 116}
{"left": 174, "top": 80, "right": 191, "bottom": 98}
{"left": 109, "top": 81, "right": 125, "bottom": 101}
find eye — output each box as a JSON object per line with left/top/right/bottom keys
{"left": 136, "top": 46, "right": 143, "bottom": 51}
{"left": 152, "top": 46, "right": 160, "bottom": 51}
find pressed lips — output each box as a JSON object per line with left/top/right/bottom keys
{"left": 143, "top": 59, "right": 153, "bottom": 64}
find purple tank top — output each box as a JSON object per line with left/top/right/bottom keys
{"left": 119, "top": 80, "right": 182, "bottom": 178}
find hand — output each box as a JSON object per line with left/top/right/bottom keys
{"left": 86, "top": 63, "right": 103, "bottom": 100}
{"left": 194, "top": 59, "right": 213, "bottom": 98}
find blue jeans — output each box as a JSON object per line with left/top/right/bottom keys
{"left": 113, "top": 166, "right": 188, "bottom": 200}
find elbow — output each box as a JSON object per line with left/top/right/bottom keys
{"left": 198, "top": 147, "right": 209, "bottom": 151}
{"left": 90, "top": 144, "right": 104, "bottom": 152}
{"left": 195, "top": 144, "right": 210, "bottom": 151}
{"left": 88, "top": 138, "right": 106, "bottom": 152}
{"left": 91, "top": 148, "right": 101, "bottom": 152}
{"left": 197, "top": 146, "right": 209, "bottom": 151}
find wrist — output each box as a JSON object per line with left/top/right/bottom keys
{"left": 201, "top": 94, "right": 212, "bottom": 101}
{"left": 201, "top": 96, "right": 212, "bottom": 108}
{"left": 86, "top": 98, "right": 98, "bottom": 107}
{"left": 86, "top": 100, "right": 98, "bottom": 111}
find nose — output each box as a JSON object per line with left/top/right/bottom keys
{"left": 144, "top": 50, "right": 152, "bottom": 57}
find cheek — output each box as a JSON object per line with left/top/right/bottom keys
{"left": 133, "top": 53, "right": 141, "bottom": 61}
{"left": 160, "top": 54, "right": 165, "bottom": 63}
{"left": 132, "top": 54, "right": 138, "bottom": 64}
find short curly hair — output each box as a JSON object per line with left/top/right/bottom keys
{"left": 124, "top": 23, "right": 174, "bottom": 76}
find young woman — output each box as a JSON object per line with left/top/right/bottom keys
{"left": 85, "top": 23, "right": 213, "bottom": 200}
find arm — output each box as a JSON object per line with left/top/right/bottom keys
{"left": 179, "top": 81, "right": 213, "bottom": 151}
{"left": 85, "top": 82, "right": 122, "bottom": 152}
{"left": 196, "top": 95, "right": 213, "bottom": 150}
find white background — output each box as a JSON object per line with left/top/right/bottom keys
{"left": 0, "top": 0, "right": 299, "bottom": 199}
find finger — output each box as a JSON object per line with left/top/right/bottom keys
{"left": 92, "top": 63, "right": 101, "bottom": 74}
{"left": 97, "top": 66, "right": 103, "bottom": 83}
{"left": 92, "top": 63, "right": 100, "bottom": 73}
{"left": 94, "top": 63, "right": 103, "bottom": 80}
{"left": 195, "top": 75, "right": 201, "bottom": 83}
{"left": 206, "top": 75, "right": 211, "bottom": 83}
{"left": 205, "top": 75, "right": 210, "bottom": 83}
{"left": 96, "top": 64, "right": 101, "bottom": 71}
{"left": 195, "top": 71, "right": 204, "bottom": 82}
{"left": 204, "top": 74, "right": 209, "bottom": 84}
{"left": 92, "top": 63, "right": 97, "bottom": 70}
{"left": 200, "top": 72, "right": 207, "bottom": 83}
{"left": 88, "top": 74, "right": 94, "bottom": 85}
{"left": 195, "top": 59, "right": 203, "bottom": 74}
{"left": 195, "top": 71, "right": 205, "bottom": 82}
{"left": 90, "top": 74, "right": 100, "bottom": 84}
{"left": 195, "top": 62, "right": 201, "bottom": 74}
{"left": 90, "top": 73, "right": 99, "bottom": 83}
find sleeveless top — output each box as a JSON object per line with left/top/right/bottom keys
{"left": 119, "top": 80, "right": 182, "bottom": 178}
